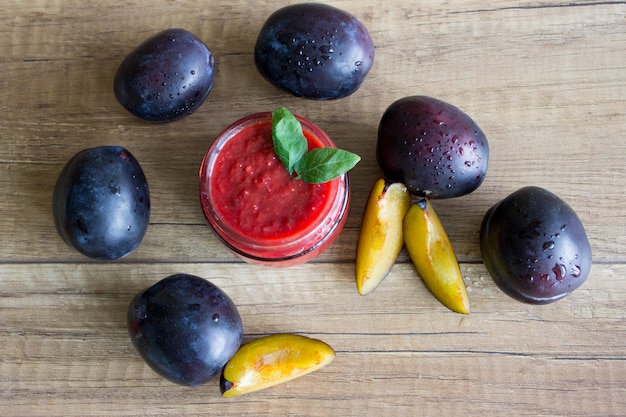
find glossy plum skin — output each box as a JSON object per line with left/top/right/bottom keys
{"left": 480, "top": 186, "right": 592, "bottom": 304}
{"left": 254, "top": 3, "right": 374, "bottom": 100}
{"left": 377, "top": 96, "right": 489, "bottom": 198}
{"left": 128, "top": 274, "right": 243, "bottom": 386}
{"left": 114, "top": 28, "right": 214, "bottom": 122}
{"left": 53, "top": 146, "right": 150, "bottom": 260}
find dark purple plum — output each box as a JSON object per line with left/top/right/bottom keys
{"left": 114, "top": 28, "right": 214, "bottom": 122}
{"left": 377, "top": 96, "right": 489, "bottom": 198}
{"left": 254, "top": 3, "right": 374, "bottom": 100}
{"left": 128, "top": 274, "right": 243, "bottom": 386}
{"left": 53, "top": 146, "right": 150, "bottom": 260}
{"left": 480, "top": 186, "right": 592, "bottom": 304}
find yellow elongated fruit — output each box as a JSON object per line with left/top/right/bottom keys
{"left": 220, "top": 333, "right": 335, "bottom": 398}
{"left": 403, "top": 199, "right": 470, "bottom": 314}
{"left": 356, "top": 179, "right": 411, "bottom": 295}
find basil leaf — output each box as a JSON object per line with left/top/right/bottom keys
{"left": 272, "top": 107, "right": 308, "bottom": 175}
{"left": 295, "top": 147, "right": 361, "bottom": 184}
{"left": 271, "top": 107, "right": 361, "bottom": 183}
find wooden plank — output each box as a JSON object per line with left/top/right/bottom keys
{"left": 0, "top": 1, "right": 624, "bottom": 262}
{"left": 0, "top": 263, "right": 624, "bottom": 416}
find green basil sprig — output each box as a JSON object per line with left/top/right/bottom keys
{"left": 272, "top": 107, "right": 360, "bottom": 184}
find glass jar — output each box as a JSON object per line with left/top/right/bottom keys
{"left": 199, "top": 112, "right": 350, "bottom": 267}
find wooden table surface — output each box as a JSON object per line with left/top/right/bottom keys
{"left": 2, "top": 1, "right": 625, "bottom": 416}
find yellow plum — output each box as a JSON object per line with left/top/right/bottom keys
{"left": 356, "top": 179, "right": 411, "bottom": 295}
{"left": 403, "top": 199, "right": 470, "bottom": 314}
{"left": 220, "top": 333, "right": 335, "bottom": 398}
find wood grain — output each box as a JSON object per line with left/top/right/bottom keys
{"left": 1, "top": 0, "right": 625, "bottom": 415}
{"left": 1, "top": 263, "right": 625, "bottom": 416}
